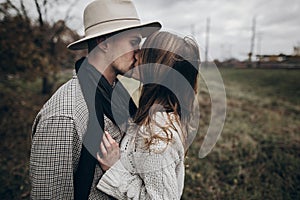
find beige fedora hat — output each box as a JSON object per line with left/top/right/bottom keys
{"left": 67, "top": 0, "right": 162, "bottom": 50}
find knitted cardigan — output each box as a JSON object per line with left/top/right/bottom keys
{"left": 97, "top": 112, "right": 185, "bottom": 200}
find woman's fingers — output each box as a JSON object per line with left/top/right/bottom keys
{"left": 105, "top": 131, "right": 118, "bottom": 146}
{"left": 97, "top": 132, "right": 120, "bottom": 171}
{"left": 99, "top": 131, "right": 119, "bottom": 155}
{"left": 96, "top": 151, "right": 103, "bottom": 163}
{"left": 100, "top": 142, "right": 107, "bottom": 156}
{"left": 102, "top": 132, "right": 111, "bottom": 149}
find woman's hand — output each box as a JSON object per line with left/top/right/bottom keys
{"left": 97, "top": 131, "right": 120, "bottom": 171}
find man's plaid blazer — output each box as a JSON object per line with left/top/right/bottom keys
{"left": 30, "top": 71, "right": 122, "bottom": 199}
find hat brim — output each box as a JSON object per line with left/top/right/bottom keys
{"left": 67, "top": 21, "right": 161, "bottom": 50}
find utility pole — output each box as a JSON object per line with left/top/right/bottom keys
{"left": 256, "top": 32, "right": 262, "bottom": 56}
{"left": 204, "top": 17, "right": 210, "bottom": 67}
{"left": 256, "top": 32, "right": 262, "bottom": 67}
{"left": 248, "top": 17, "right": 256, "bottom": 67}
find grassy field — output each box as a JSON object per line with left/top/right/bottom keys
{"left": 0, "top": 68, "right": 299, "bottom": 199}
{"left": 183, "top": 68, "right": 300, "bottom": 199}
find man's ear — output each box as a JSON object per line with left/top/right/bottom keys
{"left": 96, "top": 37, "right": 109, "bottom": 52}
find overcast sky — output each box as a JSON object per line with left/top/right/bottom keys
{"left": 18, "top": 0, "right": 300, "bottom": 61}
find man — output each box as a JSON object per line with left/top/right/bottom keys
{"left": 29, "top": 0, "right": 161, "bottom": 199}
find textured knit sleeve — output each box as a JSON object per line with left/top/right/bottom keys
{"left": 97, "top": 113, "right": 185, "bottom": 200}
{"left": 30, "top": 116, "right": 80, "bottom": 199}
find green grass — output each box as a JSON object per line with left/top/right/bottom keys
{"left": 1, "top": 68, "right": 299, "bottom": 199}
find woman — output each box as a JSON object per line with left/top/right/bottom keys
{"left": 96, "top": 31, "right": 200, "bottom": 199}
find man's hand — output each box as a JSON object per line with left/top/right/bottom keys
{"left": 97, "top": 131, "right": 120, "bottom": 171}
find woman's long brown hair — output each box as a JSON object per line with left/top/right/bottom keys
{"left": 133, "top": 31, "right": 200, "bottom": 151}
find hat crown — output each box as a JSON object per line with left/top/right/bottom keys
{"left": 84, "top": 0, "right": 139, "bottom": 31}
{"left": 67, "top": 0, "right": 161, "bottom": 50}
